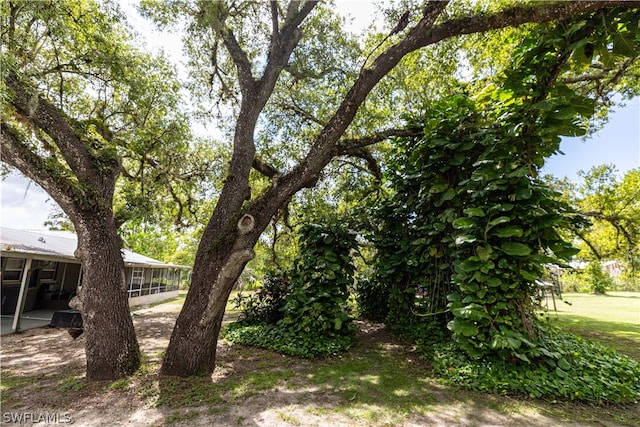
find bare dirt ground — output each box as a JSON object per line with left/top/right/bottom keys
{"left": 1, "top": 300, "right": 638, "bottom": 427}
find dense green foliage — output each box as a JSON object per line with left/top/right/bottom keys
{"left": 584, "top": 261, "right": 616, "bottom": 294}
{"left": 232, "top": 275, "right": 290, "bottom": 325}
{"left": 432, "top": 328, "right": 640, "bottom": 404}
{"left": 358, "top": 12, "right": 640, "bottom": 403}
{"left": 225, "top": 223, "right": 357, "bottom": 358}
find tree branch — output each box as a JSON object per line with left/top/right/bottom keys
{"left": 562, "top": 57, "right": 639, "bottom": 89}
{"left": 201, "top": 1, "right": 319, "bottom": 241}
{"left": 583, "top": 210, "right": 636, "bottom": 248}
{"left": 278, "top": 97, "right": 326, "bottom": 127}
{"left": 0, "top": 122, "right": 78, "bottom": 213}
{"left": 221, "top": 27, "right": 257, "bottom": 96}
{"left": 336, "top": 127, "right": 424, "bottom": 153}
{"left": 273, "top": 0, "right": 640, "bottom": 200}
{"left": 260, "top": 1, "right": 317, "bottom": 102}
{"left": 423, "top": 1, "right": 640, "bottom": 45}
{"left": 337, "top": 148, "right": 382, "bottom": 181}
{"left": 252, "top": 156, "right": 280, "bottom": 179}
{"left": 270, "top": 1, "right": 279, "bottom": 40}
{"left": 4, "top": 73, "right": 119, "bottom": 192}
{"left": 5, "top": 74, "right": 91, "bottom": 175}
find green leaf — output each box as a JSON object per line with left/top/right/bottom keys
{"left": 452, "top": 303, "right": 486, "bottom": 321}
{"left": 552, "top": 106, "right": 576, "bottom": 120}
{"left": 476, "top": 245, "right": 493, "bottom": 261}
{"left": 488, "top": 216, "right": 511, "bottom": 227}
{"left": 457, "top": 258, "right": 482, "bottom": 272}
{"left": 334, "top": 317, "right": 343, "bottom": 330}
{"left": 464, "top": 207, "right": 485, "bottom": 217}
{"left": 612, "top": 32, "right": 638, "bottom": 57}
{"left": 501, "top": 242, "right": 532, "bottom": 256}
{"left": 450, "top": 152, "right": 466, "bottom": 166}
{"left": 456, "top": 235, "right": 477, "bottom": 245}
{"left": 557, "top": 357, "right": 571, "bottom": 370}
{"left": 453, "top": 218, "right": 477, "bottom": 229}
{"left": 494, "top": 226, "right": 523, "bottom": 238}
{"left": 441, "top": 188, "right": 456, "bottom": 201}
{"left": 447, "top": 319, "right": 479, "bottom": 337}
{"left": 487, "top": 277, "right": 502, "bottom": 287}
{"left": 515, "top": 188, "right": 533, "bottom": 200}
{"left": 494, "top": 203, "right": 515, "bottom": 212}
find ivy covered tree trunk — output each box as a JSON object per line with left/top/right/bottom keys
{"left": 369, "top": 8, "right": 640, "bottom": 361}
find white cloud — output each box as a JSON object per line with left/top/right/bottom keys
{"left": 0, "top": 172, "right": 56, "bottom": 230}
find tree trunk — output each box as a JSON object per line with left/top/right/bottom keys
{"left": 161, "top": 211, "right": 262, "bottom": 376}
{"left": 73, "top": 214, "right": 141, "bottom": 381}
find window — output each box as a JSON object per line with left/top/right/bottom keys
{"left": 40, "top": 261, "right": 58, "bottom": 281}
{"left": 2, "top": 258, "right": 25, "bottom": 282}
{"left": 128, "top": 267, "right": 144, "bottom": 297}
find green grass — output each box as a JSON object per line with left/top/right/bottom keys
{"left": 293, "top": 349, "right": 437, "bottom": 423}
{"left": 542, "top": 292, "right": 640, "bottom": 360}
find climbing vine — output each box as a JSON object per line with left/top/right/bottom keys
{"left": 366, "top": 16, "right": 614, "bottom": 360}
{"left": 226, "top": 222, "right": 357, "bottom": 357}
{"left": 363, "top": 12, "right": 640, "bottom": 403}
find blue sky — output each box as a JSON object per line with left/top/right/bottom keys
{"left": 542, "top": 97, "right": 640, "bottom": 181}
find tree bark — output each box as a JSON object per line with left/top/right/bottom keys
{"left": 73, "top": 213, "right": 141, "bottom": 381}
{"left": 160, "top": 214, "right": 261, "bottom": 376}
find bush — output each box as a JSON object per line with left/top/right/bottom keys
{"left": 232, "top": 275, "right": 290, "bottom": 325}
{"left": 585, "top": 261, "right": 615, "bottom": 294}
{"left": 225, "top": 223, "right": 357, "bottom": 358}
{"left": 560, "top": 270, "right": 591, "bottom": 293}
{"left": 619, "top": 267, "right": 640, "bottom": 291}
{"left": 431, "top": 328, "right": 640, "bottom": 404}
{"left": 355, "top": 278, "right": 390, "bottom": 322}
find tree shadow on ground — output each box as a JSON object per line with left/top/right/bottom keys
{"left": 3, "top": 311, "right": 639, "bottom": 426}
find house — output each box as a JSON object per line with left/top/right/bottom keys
{"left": 1, "top": 227, "right": 190, "bottom": 333}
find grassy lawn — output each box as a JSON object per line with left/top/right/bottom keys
{"left": 542, "top": 292, "right": 640, "bottom": 360}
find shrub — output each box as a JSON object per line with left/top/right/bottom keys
{"left": 232, "top": 274, "right": 290, "bottom": 325}
{"left": 560, "top": 270, "right": 591, "bottom": 293}
{"left": 431, "top": 328, "right": 640, "bottom": 404}
{"left": 225, "top": 223, "right": 357, "bottom": 358}
{"left": 585, "top": 261, "right": 615, "bottom": 294}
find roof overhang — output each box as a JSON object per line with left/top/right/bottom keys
{"left": 1, "top": 228, "right": 191, "bottom": 270}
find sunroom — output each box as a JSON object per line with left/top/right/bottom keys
{"left": 1, "top": 227, "right": 190, "bottom": 334}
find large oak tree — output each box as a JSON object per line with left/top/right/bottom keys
{"left": 0, "top": 0, "right": 194, "bottom": 380}
{"left": 151, "top": 0, "right": 640, "bottom": 377}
